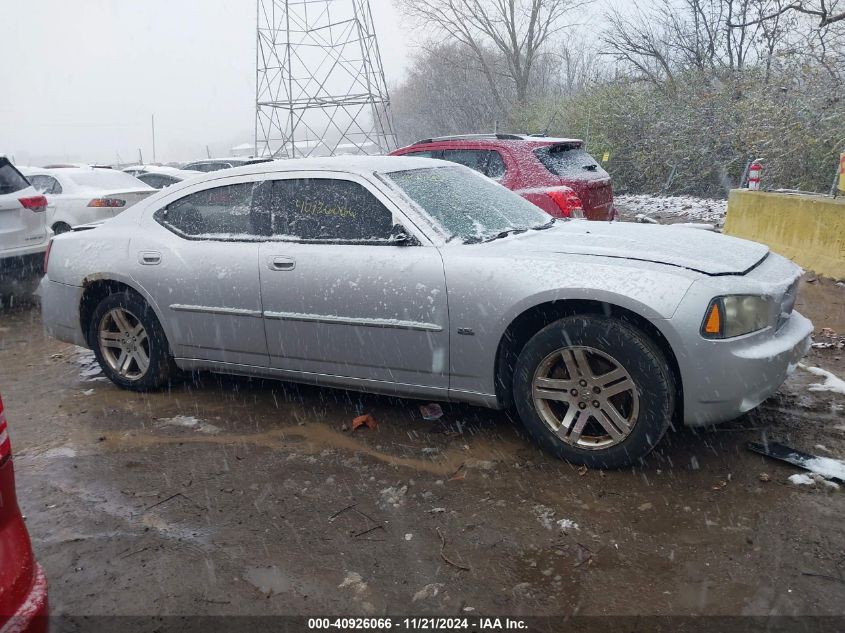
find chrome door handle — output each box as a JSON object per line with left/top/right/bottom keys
{"left": 138, "top": 251, "right": 161, "bottom": 265}
{"left": 268, "top": 256, "right": 296, "bottom": 271}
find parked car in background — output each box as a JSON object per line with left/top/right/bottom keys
{"left": 0, "top": 156, "right": 48, "bottom": 299}
{"left": 0, "top": 393, "right": 49, "bottom": 632}
{"left": 121, "top": 165, "right": 201, "bottom": 190}
{"left": 19, "top": 167, "right": 155, "bottom": 234}
{"left": 181, "top": 157, "right": 270, "bottom": 173}
{"left": 40, "top": 156, "right": 811, "bottom": 468}
{"left": 391, "top": 134, "right": 614, "bottom": 221}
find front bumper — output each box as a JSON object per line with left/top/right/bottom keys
{"left": 681, "top": 310, "right": 813, "bottom": 426}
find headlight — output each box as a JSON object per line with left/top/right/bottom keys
{"left": 701, "top": 295, "right": 772, "bottom": 339}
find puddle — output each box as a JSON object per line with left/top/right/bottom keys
{"left": 92, "top": 423, "right": 509, "bottom": 476}
{"left": 244, "top": 565, "right": 291, "bottom": 595}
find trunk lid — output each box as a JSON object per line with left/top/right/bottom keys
{"left": 493, "top": 221, "right": 769, "bottom": 275}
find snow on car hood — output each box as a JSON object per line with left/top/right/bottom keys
{"left": 497, "top": 221, "right": 769, "bottom": 275}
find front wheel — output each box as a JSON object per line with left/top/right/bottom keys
{"left": 88, "top": 290, "right": 174, "bottom": 391}
{"left": 513, "top": 315, "right": 674, "bottom": 469}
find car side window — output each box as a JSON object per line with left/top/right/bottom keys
{"left": 254, "top": 178, "right": 397, "bottom": 242}
{"left": 404, "top": 150, "right": 436, "bottom": 158}
{"left": 155, "top": 182, "right": 260, "bottom": 239}
{"left": 487, "top": 151, "right": 506, "bottom": 179}
{"left": 31, "top": 175, "right": 62, "bottom": 195}
{"left": 440, "top": 149, "right": 505, "bottom": 179}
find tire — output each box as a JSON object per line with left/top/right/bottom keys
{"left": 87, "top": 290, "right": 174, "bottom": 391}
{"left": 513, "top": 315, "right": 674, "bottom": 469}
{"left": 52, "top": 222, "right": 71, "bottom": 234}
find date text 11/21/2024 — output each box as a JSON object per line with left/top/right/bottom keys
{"left": 306, "top": 617, "right": 529, "bottom": 630}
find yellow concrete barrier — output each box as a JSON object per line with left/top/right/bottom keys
{"left": 724, "top": 190, "right": 845, "bottom": 280}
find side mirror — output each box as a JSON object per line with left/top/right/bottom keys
{"left": 388, "top": 224, "right": 416, "bottom": 246}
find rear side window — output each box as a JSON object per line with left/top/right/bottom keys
{"left": 138, "top": 174, "right": 177, "bottom": 189}
{"left": 254, "top": 178, "right": 396, "bottom": 242}
{"left": 30, "top": 175, "right": 63, "bottom": 195}
{"left": 0, "top": 160, "right": 30, "bottom": 195}
{"left": 535, "top": 145, "right": 607, "bottom": 179}
{"left": 156, "top": 182, "right": 260, "bottom": 239}
{"left": 440, "top": 149, "right": 506, "bottom": 179}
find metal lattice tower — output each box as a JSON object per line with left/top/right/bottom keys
{"left": 255, "top": 0, "right": 396, "bottom": 158}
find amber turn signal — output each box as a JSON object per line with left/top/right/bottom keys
{"left": 703, "top": 301, "right": 722, "bottom": 337}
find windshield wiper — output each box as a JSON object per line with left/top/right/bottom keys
{"left": 532, "top": 218, "right": 556, "bottom": 230}
{"left": 482, "top": 228, "right": 528, "bottom": 242}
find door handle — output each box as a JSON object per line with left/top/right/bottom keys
{"left": 138, "top": 251, "right": 161, "bottom": 265}
{"left": 268, "top": 256, "right": 295, "bottom": 271}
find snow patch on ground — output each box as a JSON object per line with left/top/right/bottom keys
{"left": 73, "top": 348, "right": 106, "bottom": 382}
{"left": 157, "top": 415, "right": 221, "bottom": 434}
{"left": 338, "top": 572, "right": 368, "bottom": 594}
{"left": 534, "top": 504, "right": 581, "bottom": 532}
{"left": 789, "top": 472, "right": 840, "bottom": 490}
{"left": 799, "top": 364, "right": 845, "bottom": 396}
{"left": 616, "top": 194, "right": 727, "bottom": 224}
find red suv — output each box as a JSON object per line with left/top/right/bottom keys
{"left": 390, "top": 134, "right": 615, "bottom": 221}
{"left": 0, "top": 394, "right": 48, "bottom": 633}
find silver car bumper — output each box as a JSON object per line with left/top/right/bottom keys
{"left": 39, "top": 277, "right": 87, "bottom": 347}
{"left": 681, "top": 310, "right": 813, "bottom": 426}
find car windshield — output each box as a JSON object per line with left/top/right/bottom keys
{"left": 384, "top": 166, "right": 551, "bottom": 242}
{"left": 67, "top": 170, "right": 148, "bottom": 190}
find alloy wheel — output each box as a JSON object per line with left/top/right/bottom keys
{"left": 98, "top": 307, "right": 150, "bottom": 380}
{"left": 532, "top": 345, "right": 640, "bottom": 450}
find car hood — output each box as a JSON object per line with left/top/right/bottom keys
{"left": 490, "top": 221, "right": 769, "bottom": 275}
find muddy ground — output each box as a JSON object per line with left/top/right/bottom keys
{"left": 0, "top": 278, "right": 843, "bottom": 622}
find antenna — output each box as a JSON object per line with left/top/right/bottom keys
{"left": 255, "top": 0, "right": 396, "bottom": 158}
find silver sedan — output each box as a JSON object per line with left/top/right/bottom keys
{"left": 40, "top": 156, "right": 813, "bottom": 467}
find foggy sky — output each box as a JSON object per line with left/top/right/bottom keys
{"left": 0, "top": 0, "right": 411, "bottom": 165}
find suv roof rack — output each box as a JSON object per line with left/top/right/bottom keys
{"left": 413, "top": 133, "right": 527, "bottom": 144}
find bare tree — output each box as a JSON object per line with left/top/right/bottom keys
{"left": 728, "top": 0, "right": 845, "bottom": 27}
{"left": 396, "top": 0, "right": 588, "bottom": 109}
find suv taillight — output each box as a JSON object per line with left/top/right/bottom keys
{"left": 547, "top": 189, "right": 584, "bottom": 219}
{"left": 19, "top": 195, "right": 48, "bottom": 212}
{"left": 0, "top": 395, "right": 10, "bottom": 463}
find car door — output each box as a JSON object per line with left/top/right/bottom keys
{"left": 256, "top": 173, "right": 449, "bottom": 390}
{"left": 130, "top": 176, "right": 268, "bottom": 367}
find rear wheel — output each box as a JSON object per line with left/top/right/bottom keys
{"left": 88, "top": 291, "right": 173, "bottom": 391}
{"left": 52, "top": 222, "right": 71, "bottom": 234}
{"left": 513, "top": 315, "right": 674, "bottom": 468}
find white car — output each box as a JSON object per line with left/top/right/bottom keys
{"left": 20, "top": 167, "right": 155, "bottom": 234}
{"left": 0, "top": 156, "right": 48, "bottom": 298}
{"left": 121, "top": 165, "right": 202, "bottom": 189}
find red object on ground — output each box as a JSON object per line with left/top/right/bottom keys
{"left": 0, "top": 394, "right": 49, "bottom": 633}
{"left": 390, "top": 134, "right": 614, "bottom": 221}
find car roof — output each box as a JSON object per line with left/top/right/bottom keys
{"left": 183, "top": 157, "right": 250, "bottom": 164}
{"left": 400, "top": 134, "right": 583, "bottom": 150}
{"left": 192, "top": 155, "right": 451, "bottom": 180}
